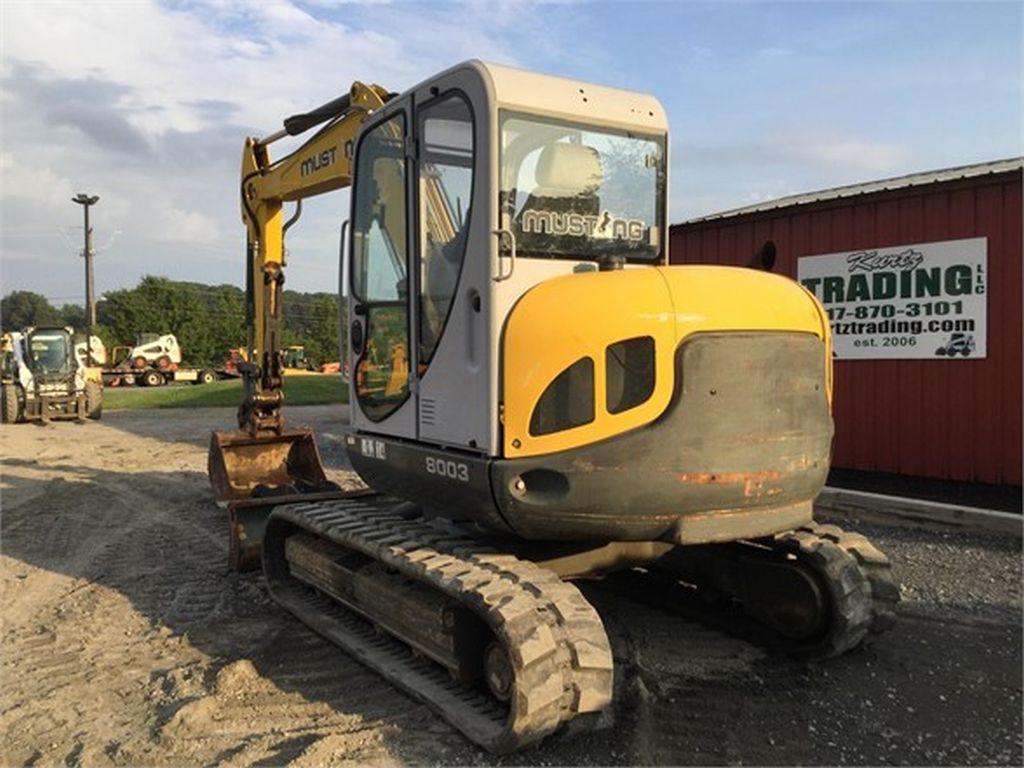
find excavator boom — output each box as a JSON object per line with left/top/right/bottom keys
{"left": 209, "top": 81, "right": 391, "bottom": 514}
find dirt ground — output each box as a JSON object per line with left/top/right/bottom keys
{"left": 2, "top": 406, "right": 1021, "bottom": 766}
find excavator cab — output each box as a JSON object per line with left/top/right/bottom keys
{"left": 345, "top": 68, "right": 669, "bottom": 456}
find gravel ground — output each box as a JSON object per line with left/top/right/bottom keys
{"left": 1, "top": 406, "right": 1020, "bottom": 766}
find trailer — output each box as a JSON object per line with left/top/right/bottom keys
{"left": 102, "top": 365, "right": 229, "bottom": 388}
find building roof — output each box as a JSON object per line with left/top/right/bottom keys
{"left": 683, "top": 156, "right": 1023, "bottom": 224}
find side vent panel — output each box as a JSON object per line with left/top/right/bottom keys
{"left": 420, "top": 397, "right": 437, "bottom": 427}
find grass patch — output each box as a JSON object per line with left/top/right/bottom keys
{"left": 103, "top": 374, "right": 348, "bottom": 411}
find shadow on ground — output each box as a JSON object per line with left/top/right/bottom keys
{"left": 94, "top": 403, "right": 347, "bottom": 446}
{"left": 2, "top": 417, "right": 1021, "bottom": 765}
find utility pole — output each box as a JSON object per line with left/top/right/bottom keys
{"left": 72, "top": 193, "right": 100, "bottom": 366}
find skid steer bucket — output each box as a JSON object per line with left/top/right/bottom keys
{"left": 208, "top": 428, "right": 332, "bottom": 506}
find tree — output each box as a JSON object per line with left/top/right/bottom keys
{"left": 5, "top": 276, "right": 345, "bottom": 368}
{"left": 99, "top": 276, "right": 238, "bottom": 366}
{"left": 0, "top": 291, "right": 63, "bottom": 331}
{"left": 59, "top": 303, "right": 85, "bottom": 329}
{"left": 282, "top": 290, "right": 342, "bottom": 366}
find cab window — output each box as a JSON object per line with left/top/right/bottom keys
{"left": 500, "top": 113, "right": 665, "bottom": 263}
{"left": 418, "top": 93, "right": 474, "bottom": 366}
{"left": 351, "top": 113, "right": 410, "bottom": 421}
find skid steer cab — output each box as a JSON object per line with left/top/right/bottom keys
{"left": 2, "top": 326, "right": 102, "bottom": 423}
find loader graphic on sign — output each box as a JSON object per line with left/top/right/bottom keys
{"left": 935, "top": 333, "right": 975, "bottom": 357}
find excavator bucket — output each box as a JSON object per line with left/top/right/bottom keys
{"left": 209, "top": 428, "right": 341, "bottom": 571}
{"left": 208, "top": 428, "right": 332, "bottom": 504}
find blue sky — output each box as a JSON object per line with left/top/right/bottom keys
{"left": 1, "top": 1, "right": 1020, "bottom": 301}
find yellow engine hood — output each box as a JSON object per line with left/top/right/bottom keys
{"left": 502, "top": 265, "right": 832, "bottom": 459}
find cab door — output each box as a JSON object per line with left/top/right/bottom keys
{"left": 409, "top": 71, "right": 491, "bottom": 452}
{"left": 348, "top": 103, "right": 417, "bottom": 439}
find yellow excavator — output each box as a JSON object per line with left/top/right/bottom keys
{"left": 209, "top": 61, "right": 898, "bottom": 753}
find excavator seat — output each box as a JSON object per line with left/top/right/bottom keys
{"left": 514, "top": 142, "right": 603, "bottom": 256}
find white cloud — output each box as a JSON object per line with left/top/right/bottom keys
{"left": 0, "top": 0, "right": 537, "bottom": 298}
{"left": 2, "top": 1, "right": 1013, "bottom": 296}
{"left": 0, "top": 153, "right": 76, "bottom": 210}
{"left": 158, "top": 207, "right": 223, "bottom": 245}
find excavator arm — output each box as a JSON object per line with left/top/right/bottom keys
{"left": 209, "top": 81, "right": 392, "bottom": 532}
{"left": 238, "top": 80, "right": 392, "bottom": 436}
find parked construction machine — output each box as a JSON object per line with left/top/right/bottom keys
{"left": 74, "top": 334, "right": 107, "bottom": 368}
{"left": 226, "top": 344, "right": 318, "bottom": 377}
{"left": 2, "top": 327, "right": 102, "bottom": 422}
{"left": 209, "top": 61, "right": 898, "bottom": 753}
{"left": 99, "top": 333, "right": 183, "bottom": 372}
{"left": 125, "top": 333, "right": 183, "bottom": 370}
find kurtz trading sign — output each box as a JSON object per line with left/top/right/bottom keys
{"left": 798, "top": 237, "right": 987, "bottom": 360}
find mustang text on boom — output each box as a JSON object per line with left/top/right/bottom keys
{"left": 300, "top": 147, "right": 337, "bottom": 177}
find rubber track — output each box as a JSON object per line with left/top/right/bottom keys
{"left": 796, "top": 522, "right": 900, "bottom": 632}
{"left": 773, "top": 526, "right": 877, "bottom": 658}
{"left": 262, "top": 498, "right": 613, "bottom": 754}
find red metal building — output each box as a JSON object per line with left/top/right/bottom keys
{"left": 670, "top": 158, "right": 1022, "bottom": 491}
